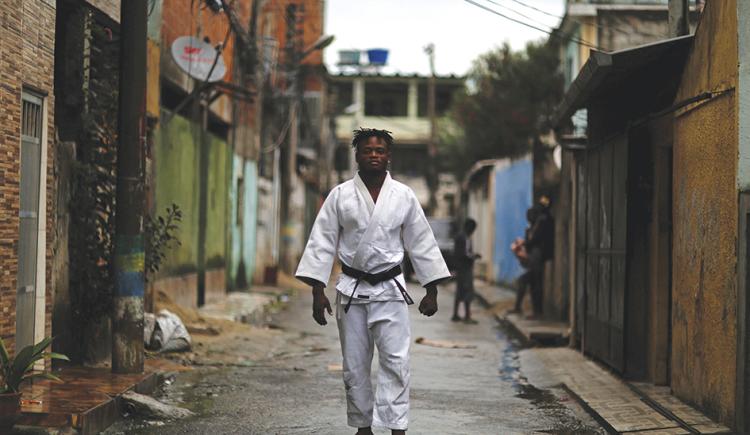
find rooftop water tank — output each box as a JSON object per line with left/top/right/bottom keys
{"left": 338, "top": 50, "right": 361, "bottom": 66}
{"left": 367, "top": 49, "right": 389, "bottom": 66}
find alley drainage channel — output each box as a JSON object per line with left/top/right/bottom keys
{"left": 494, "top": 319, "right": 605, "bottom": 434}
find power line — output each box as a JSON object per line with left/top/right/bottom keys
{"left": 462, "top": 0, "right": 599, "bottom": 50}
{"left": 501, "top": 0, "right": 560, "bottom": 19}
{"left": 481, "top": 0, "right": 599, "bottom": 50}
{"left": 498, "top": 0, "right": 665, "bottom": 41}
{"left": 482, "top": 0, "right": 559, "bottom": 31}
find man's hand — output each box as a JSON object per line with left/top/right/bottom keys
{"left": 419, "top": 286, "right": 438, "bottom": 317}
{"left": 312, "top": 286, "right": 333, "bottom": 325}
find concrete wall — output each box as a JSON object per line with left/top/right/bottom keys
{"left": 466, "top": 159, "right": 532, "bottom": 285}
{"left": 738, "top": 0, "right": 750, "bottom": 190}
{"left": 154, "top": 111, "right": 230, "bottom": 304}
{"left": 597, "top": 10, "right": 670, "bottom": 52}
{"left": 229, "top": 156, "right": 258, "bottom": 290}
{"left": 154, "top": 112, "right": 201, "bottom": 272}
{"left": 467, "top": 172, "right": 494, "bottom": 282}
{"left": 205, "top": 133, "right": 229, "bottom": 268}
{"left": 671, "top": 0, "right": 739, "bottom": 425}
{"left": 254, "top": 177, "right": 276, "bottom": 284}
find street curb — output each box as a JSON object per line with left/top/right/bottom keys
{"left": 560, "top": 384, "right": 619, "bottom": 435}
{"left": 472, "top": 287, "right": 536, "bottom": 347}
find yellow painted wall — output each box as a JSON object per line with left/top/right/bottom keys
{"left": 579, "top": 16, "right": 596, "bottom": 68}
{"left": 671, "top": 0, "right": 739, "bottom": 425}
{"left": 146, "top": 39, "right": 160, "bottom": 118}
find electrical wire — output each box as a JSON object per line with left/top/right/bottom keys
{"left": 481, "top": 0, "right": 560, "bottom": 32}
{"left": 496, "top": 0, "right": 665, "bottom": 41}
{"left": 481, "top": 0, "right": 600, "bottom": 49}
{"left": 262, "top": 101, "right": 299, "bottom": 153}
{"left": 462, "top": 0, "right": 599, "bottom": 50}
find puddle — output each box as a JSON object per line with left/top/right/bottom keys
{"left": 495, "top": 324, "right": 604, "bottom": 434}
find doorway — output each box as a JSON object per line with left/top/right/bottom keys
{"left": 16, "top": 90, "right": 47, "bottom": 351}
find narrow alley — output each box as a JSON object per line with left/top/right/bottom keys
{"left": 3, "top": 1, "right": 750, "bottom": 433}
{"left": 106, "top": 284, "right": 602, "bottom": 434}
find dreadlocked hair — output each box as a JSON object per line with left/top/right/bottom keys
{"left": 351, "top": 127, "right": 394, "bottom": 149}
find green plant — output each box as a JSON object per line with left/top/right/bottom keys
{"left": 144, "top": 204, "right": 183, "bottom": 280}
{"left": 0, "top": 337, "right": 69, "bottom": 394}
{"left": 68, "top": 22, "right": 120, "bottom": 358}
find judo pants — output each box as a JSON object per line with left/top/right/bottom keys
{"left": 337, "top": 298, "right": 410, "bottom": 430}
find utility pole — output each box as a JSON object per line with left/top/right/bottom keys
{"left": 424, "top": 43, "right": 438, "bottom": 216}
{"left": 668, "top": 0, "right": 690, "bottom": 37}
{"left": 284, "top": 4, "right": 300, "bottom": 193}
{"left": 112, "top": 0, "right": 147, "bottom": 374}
{"left": 279, "top": 3, "right": 301, "bottom": 273}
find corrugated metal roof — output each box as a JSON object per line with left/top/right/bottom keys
{"left": 552, "top": 35, "right": 694, "bottom": 128}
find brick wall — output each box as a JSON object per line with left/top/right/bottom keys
{"left": 0, "top": 1, "right": 56, "bottom": 354}
{"left": 161, "top": 0, "right": 236, "bottom": 83}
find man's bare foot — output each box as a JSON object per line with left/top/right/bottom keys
{"left": 392, "top": 430, "right": 406, "bottom": 435}
{"left": 356, "top": 427, "right": 374, "bottom": 435}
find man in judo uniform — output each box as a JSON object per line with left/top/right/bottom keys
{"left": 296, "top": 128, "right": 451, "bottom": 435}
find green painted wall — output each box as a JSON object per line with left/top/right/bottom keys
{"left": 205, "top": 132, "right": 229, "bottom": 267}
{"left": 154, "top": 111, "right": 230, "bottom": 275}
{"left": 155, "top": 112, "right": 200, "bottom": 274}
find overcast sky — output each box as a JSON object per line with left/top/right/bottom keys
{"left": 323, "top": 0, "right": 565, "bottom": 76}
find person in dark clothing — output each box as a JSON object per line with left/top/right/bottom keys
{"left": 511, "top": 198, "right": 554, "bottom": 319}
{"left": 452, "top": 218, "right": 480, "bottom": 324}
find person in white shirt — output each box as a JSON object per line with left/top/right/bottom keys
{"left": 296, "top": 128, "right": 451, "bottom": 435}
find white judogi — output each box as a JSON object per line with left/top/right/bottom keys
{"left": 296, "top": 172, "right": 450, "bottom": 430}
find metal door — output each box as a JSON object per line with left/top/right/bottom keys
{"left": 16, "top": 92, "right": 44, "bottom": 350}
{"left": 579, "top": 136, "right": 628, "bottom": 373}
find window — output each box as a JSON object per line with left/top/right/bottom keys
{"left": 418, "top": 83, "right": 461, "bottom": 117}
{"left": 332, "top": 82, "right": 353, "bottom": 114}
{"left": 390, "top": 144, "right": 427, "bottom": 178}
{"left": 364, "top": 82, "right": 408, "bottom": 117}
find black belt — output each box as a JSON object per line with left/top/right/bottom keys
{"left": 341, "top": 263, "right": 414, "bottom": 313}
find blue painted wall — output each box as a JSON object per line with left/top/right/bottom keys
{"left": 493, "top": 158, "right": 533, "bottom": 284}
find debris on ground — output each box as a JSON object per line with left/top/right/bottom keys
{"left": 144, "top": 309, "right": 192, "bottom": 352}
{"left": 185, "top": 323, "right": 221, "bottom": 336}
{"left": 415, "top": 337, "right": 477, "bottom": 349}
{"left": 150, "top": 292, "right": 290, "bottom": 367}
{"left": 120, "top": 391, "right": 194, "bottom": 420}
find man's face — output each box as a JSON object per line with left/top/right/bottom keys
{"left": 355, "top": 136, "right": 391, "bottom": 173}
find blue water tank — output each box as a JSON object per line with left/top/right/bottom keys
{"left": 367, "top": 49, "right": 389, "bottom": 66}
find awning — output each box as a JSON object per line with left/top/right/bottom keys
{"left": 552, "top": 35, "right": 694, "bottom": 129}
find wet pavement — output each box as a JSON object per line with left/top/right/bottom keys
{"left": 107, "top": 284, "right": 604, "bottom": 434}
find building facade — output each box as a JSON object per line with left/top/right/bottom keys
{"left": 551, "top": 0, "right": 750, "bottom": 430}
{"left": 546, "top": 0, "right": 700, "bottom": 322}
{"left": 464, "top": 158, "right": 532, "bottom": 285}
{"left": 329, "top": 72, "right": 463, "bottom": 215}
{"left": 0, "top": 0, "right": 57, "bottom": 355}
{"left": 671, "top": 0, "right": 749, "bottom": 427}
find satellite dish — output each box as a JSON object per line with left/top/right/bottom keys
{"left": 171, "top": 36, "right": 227, "bottom": 82}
